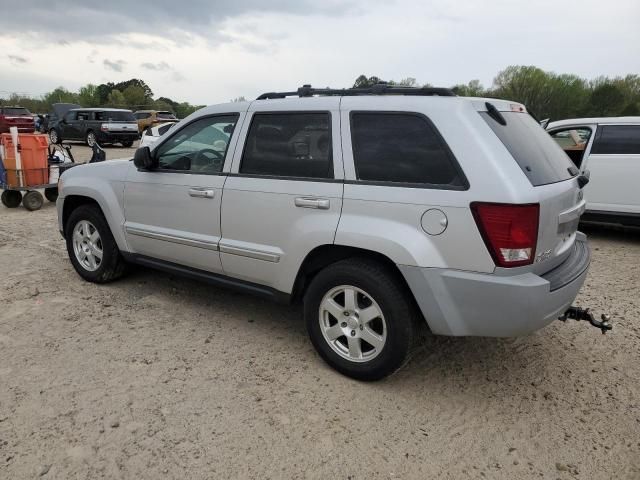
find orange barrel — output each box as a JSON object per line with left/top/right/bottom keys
{"left": 0, "top": 133, "right": 49, "bottom": 186}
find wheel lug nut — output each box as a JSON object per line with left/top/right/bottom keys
{"left": 341, "top": 322, "right": 347, "bottom": 328}
{"left": 343, "top": 311, "right": 349, "bottom": 316}
{"left": 350, "top": 330, "right": 356, "bottom": 336}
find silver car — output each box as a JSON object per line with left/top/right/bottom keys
{"left": 57, "top": 85, "right": 598, "bottom": 380}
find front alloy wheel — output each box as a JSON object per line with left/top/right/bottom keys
{"left": 72, "top": 220, "right": 103, "bottom": 271}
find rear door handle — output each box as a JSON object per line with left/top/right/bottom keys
{"left": 189, "top": 188, "right": 215, "bottom": 199}
{"left": 294, "top": 197, "right": 330, "bottom": 209}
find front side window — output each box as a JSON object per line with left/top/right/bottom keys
{"left": 240, "top": 113, "right": 332, "bottom": 178}
{"left": 64, "top": 111, "right": 77, "bottom": 122}
{"left": 591, "top": 125, "right": 640, "bottom": 155}
{"left": 76, "top": 112, "right": 90, "bottom": 121}
{"left": 549, "top": 127, "right": 592, "bottom": 168}
{"left": 350, "top": 112, "right": 465, "bottom": 187}
{"left": 154, "top": 115, "right": 238, "bottom": 173}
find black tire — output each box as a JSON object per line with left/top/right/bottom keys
{"left": 1, "top": 190, "right": 22, "bottom": 208}
{"left": 85, "top": 130, "right": 98, "bottom": 147}
{"left": 44, "top": 187, "right": 58, "bottom": 203}
{"left": 22, "top": 191, "right": 44, "bottom": 211}
{"left": 304, "top": 258, "right": 415, "bottom": 381}
{"left": 49, "top": 128, "right": 61, "bottom": 144}
{"left": 65, "top": 204, "right": 127, "bottom": 283}
{"left": 121, "top": 140, "right": 134, "bottom": 148}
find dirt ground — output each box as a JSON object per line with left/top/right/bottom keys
{"left": 1, "top": 146, "right": 639, "bottom": 479}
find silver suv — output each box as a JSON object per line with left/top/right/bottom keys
{"left": 57, "top": 85, "right": 592, "bottom": 380}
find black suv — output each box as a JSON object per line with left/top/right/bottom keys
{"left": 49, "top": 106, "right": 139, "bottom": 147}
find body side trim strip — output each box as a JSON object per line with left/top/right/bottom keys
{"left": 125, "top": 226, "right": 219, "bottom": 251}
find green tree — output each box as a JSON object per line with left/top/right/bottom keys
{"left": 78, "top": 84, "right": 101, "bottom": 107}
{"left": 43, "top": 87, "right": 79, "bottom": 107}
{"left": 451, "top": 79, "right": 485, "bottom": 97}
{"left": 586, "top": 83, "right": 626, "bottom": 116}
{"left": 106, "top": 89, "right": 126, "bottom": 107}
{"left": 122, "top": 84, "right": 149, "bottom": 109}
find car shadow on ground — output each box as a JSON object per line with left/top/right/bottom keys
{"left": 580, "top": 222, "right": 640, "bottom": 242}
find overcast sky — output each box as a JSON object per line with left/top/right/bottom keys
{"left": 1, "top": 0, "right": 639, "bottom": 105}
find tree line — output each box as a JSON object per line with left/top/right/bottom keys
{"left": 0, "top": 79, "right": 204, "bottom": 119}
{"left": 356, "top": 66, "right": 640, "bottom": 120}
{"left": 2, "top": 66, "right": 639, "bottom": 121}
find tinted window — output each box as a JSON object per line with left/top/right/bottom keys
{"left": 350, "top": 113, "right": 464, "bottom": 187}
{"left": 1, "top": 107, "right": 30, "bottom": 116}
{"left": 241, "top": 113, "right": 332, "bottom": 178}
{"left": 157, "top": 123, "right": 174, "bottom": 136}
{"left": 481, "top": 111, "right": 575, "bottom": 186}
{"left": 94, "top": 111, "right": 135, "bottom": 122}
{"left": 76, "top": 111, "right": 90, "bottom": 121}
{"left": 157, "top": 112, "right": 177, "bottom": 120}
{"left": 64, "top": 111, "right": 77, "bottom": 121}
{"left": 591, "top": 125, "right": 640, "bottom": 154}
{"left": 155, "top": 115, "right": 237, "bottom": 173}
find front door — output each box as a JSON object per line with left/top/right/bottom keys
{"left": 123, "top": 113, "right": 242, "bottom": 273}
{"left": 219, "top": 100, "right": 343, "bottom": 294}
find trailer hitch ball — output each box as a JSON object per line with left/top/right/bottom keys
{"left": 559, "top": 307, "right": 613, "bottom": 334}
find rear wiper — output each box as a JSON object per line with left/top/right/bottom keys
{"left": 485, "top": 102, "right": 506, "bottom": 126}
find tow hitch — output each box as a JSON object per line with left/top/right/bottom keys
{"left": 559, "top": 306, "right": 612, "bottom": 334}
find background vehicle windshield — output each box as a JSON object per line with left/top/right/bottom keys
{"left": 1, "top": 107, "right": 31, "bottom": 116}
{"left": 157, "top": 112, "right": 177, "bottom": 120}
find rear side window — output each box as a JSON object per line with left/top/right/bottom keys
{"left": 591, "top": 125, "right": 640, "bottom": 154}
{"left": 481, "top": 111, "right": 575, "bottom": 186}
{"left": 241, "top": 113, "right": 332, "bottom": 179}
{"left": 350, "top": 112, "right": 465, "bottom": 187}
{"left": 95, "top": 111, "right": 136, "bottom": 122}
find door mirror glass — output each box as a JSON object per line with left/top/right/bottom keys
{"left": 133, "top": 146, "right": 157, "bottom": 170}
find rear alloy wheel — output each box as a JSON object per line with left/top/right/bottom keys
{"left": 22, "top": 191, "right": 44, "bottom": 211}
{"left": 49, "top": 128, "right": 61, "bottom": 144}
{"left": 85, "top": 131, "right": 98, "bottom": 147}
{"left": 1, "top": 190, "right": 22, "bottom": 208}
{"left": 304, "top": 258, "right": 415, "bottom": 381}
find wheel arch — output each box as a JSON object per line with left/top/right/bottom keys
{"left": 291, "top": 244, "right": 423, "bottom": 319}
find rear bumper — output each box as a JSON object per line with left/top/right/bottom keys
{"left": 97, "top": 132, "right": 139, "bottom": 143}
{"left": 400, "top": 233, "right": 590, "bottom": 337}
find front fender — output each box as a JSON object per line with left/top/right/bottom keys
{"left": 58, "top": 167, "right": 128, "bottom": 251}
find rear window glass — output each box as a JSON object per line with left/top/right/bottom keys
{"left": 94, "top": 111, "right": 135, "bottom": 122}
{"left": 481, "top": 111, "right": 575, "bottom": 186}
{"left": 1, "top": 107, "right": 31, "bottom": 116}
{"left": 350, "top": 113, "right": 465, "bottom": 187}
{"left": 591, "top": 125, "right": 640, "bottom": 154}
{"left": 157, "top": 123, "right": 174, "bottom": 136}
{"left": 157, "top": 112, "right": 177, "bottom": 120}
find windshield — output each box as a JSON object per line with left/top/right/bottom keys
{"left": 481, "top": 111, "right": 576, "bottom": 186}
{"left": 157, "top": 112, "right": 177, "bottom": 120}
{"left": 95, "top": 111, "right": 135, "bottom": 122}
{"left": 1, "top": 107, "right": 31, "bottom": 116}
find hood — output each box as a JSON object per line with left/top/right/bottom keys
{"left": 51, "top": 103, "right": 81, "bottom": 118}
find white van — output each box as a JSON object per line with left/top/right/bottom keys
{"left": 547, "top": 117, "right": 640, "bottom": 226}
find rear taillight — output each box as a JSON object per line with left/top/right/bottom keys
{"left": 101, "top": 123, "right": 109, "bottom": 132}
{"left": 471, "top": 202, "right": 539, "bottom": 268}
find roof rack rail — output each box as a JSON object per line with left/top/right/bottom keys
{"left": 256, "top": 84, "right": 456, "bottom": 100}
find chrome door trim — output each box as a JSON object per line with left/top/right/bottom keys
{"left": 125, "top": 226, "right": 219, "bottom": 251}
{"left": 219, "top": 244, "right": 280, "bottom": 263}
{"left": 188, "top": 188, "right": 215, "bottom": 198}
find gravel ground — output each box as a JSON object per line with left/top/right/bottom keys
{"left": 1, "top": 150, "right": 639, "bottom": 479}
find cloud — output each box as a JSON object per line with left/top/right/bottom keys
{"left": 8, "top": 54, "right": 28, "bottom": 65}
{"left": 103, "top": 59, "right": 126, "bottom": 72}
{"left": 0, "top": 0, "right": 363, "bottom": 46}
{"left": 141, "top": 61, "right": 171, "bottom": 71}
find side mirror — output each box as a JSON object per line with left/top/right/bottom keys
{"left": 133, "top": 146, "right": 157, "bottom": 170}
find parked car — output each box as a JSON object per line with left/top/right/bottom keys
{"left": 0, "top": 106, "right": 34, "bottom": 133}
{"left": 138, "top": 122, "right": 176, "bottom": 149}
{"left": 547, "top": 117, "right": 640, "bottom": 226}
{"left": 56, "top": 85, "right": 594, "bottom": 380}
{"left": 134, "top": 110, "right": 178, "bottom": 133}
{"left": 49, "top": 107, "right": 139, "bottom": 147}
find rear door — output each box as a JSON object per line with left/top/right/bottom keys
{"left": 123, "top": 112, "right": 243, "bottom": 273}
{"left": 219, "top": 98, "right": 343, "bottom": 293}
{"left": 585, "top": 124, "right": 640, "bottom": 214}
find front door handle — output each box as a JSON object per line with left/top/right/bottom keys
{"left": 189, "top": 188, "right": 215, "bottom": 199}
{"left": 294, "top": 197, "right": 330, "bottom": 209}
